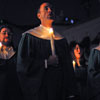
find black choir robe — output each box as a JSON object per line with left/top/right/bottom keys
{"left": 88, "top": 45, "right": 100, "bottom": 100}
{"left": 0, "top": 51, "right": 22, "bottom": 100}
{"left": 17, "top": 26, "right": 76, "bottom": 100}
{"left": 74, "top": 63, "right": 87, "bottom": 100}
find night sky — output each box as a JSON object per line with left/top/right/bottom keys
{"left": 0, "top": 0, "right": 100, "bottom": 26}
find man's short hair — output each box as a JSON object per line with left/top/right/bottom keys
{"left": 0, "top": 24, "right": 13, "bottom": 33}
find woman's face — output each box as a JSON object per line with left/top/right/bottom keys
{"left": 74, "top": 44, "right": 82, "bottom": 59}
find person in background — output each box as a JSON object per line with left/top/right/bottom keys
{"left": 87, "top": 33, "right": 100, "bottom": 100}
{"left": 91, "top": 32, "right": 100, "bottom": 49}
{"left": 80, "top": 36, "right": 91, "bottom": 65}
{"left": 0, "top": 24, "right": 22, "bottom": 100}
{"left": 70, "top": 41, "right": 87, "bottom": 100}
{"left": 17, "top": 2, "right": 77, "bottom": 100}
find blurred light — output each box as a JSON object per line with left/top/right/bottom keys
{"left": 0, "top": 19, "right": 3, "bottom": 24}
{"left": 70, "top": 19, "right": 74, "bottom": 24}
{"left": 0, "top": 42, "right": 2, "bottom": 48}
{"left": 65, "top": 17, "right": 68, "bottom": 21}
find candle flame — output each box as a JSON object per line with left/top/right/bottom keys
{"left": 72, "top": 60, "right": 76, "bottom": 68}
{"left": 49, "top": 28, "right": 53, "bottom": 34}
{"left": 0, "top": 42, "right": 2, "bottom": 48}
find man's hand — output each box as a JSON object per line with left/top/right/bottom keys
{"left": 47, "top": 55, "right": 59, "bottom": 66}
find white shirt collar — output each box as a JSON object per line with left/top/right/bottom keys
{"left": 0, "top": 46, "right": 15, "bottom": 59}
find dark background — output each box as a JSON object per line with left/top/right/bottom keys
{"left": 0, "top": 0, "right": 100, "bottom": 26}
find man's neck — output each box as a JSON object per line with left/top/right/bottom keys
{"left": 1, "top": 41, "right": 12, "bottom": 47}
{"left": 41, "top": 20, "right": 53, "bottom": 28}
{"left": 41, "top": 23, "right": 52, "bottom": 28}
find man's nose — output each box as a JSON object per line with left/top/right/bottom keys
{"left": 48, "top": 8, "right": 52, "bottom": 12}
{"left": 78, "top": 49, "right": 80, "bottom": 53}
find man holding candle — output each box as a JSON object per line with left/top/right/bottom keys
{"left": 17, "top": 2, "right": 77, "bottom": 100}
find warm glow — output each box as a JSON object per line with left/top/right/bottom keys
{"left": 49, "top": 28, "right": 53, "bottom": 35}
{"left": 0, "top": 42, "right": 2, "bottom": 48}
{"left": 49, "top": 28, "right": 55, "bottom": 55}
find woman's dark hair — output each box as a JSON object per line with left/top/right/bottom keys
{"left": 70, "top": 41, "right": 80, "bottom": 55}
{"left": 70, "top": 41, "right": 86, "bottom": 66}
{"left": 70, "top": 41, "right": 79, "bottom": 60}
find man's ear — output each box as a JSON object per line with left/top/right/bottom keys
{"left": 37, "top": 13, "right": 41, "bottom": 19}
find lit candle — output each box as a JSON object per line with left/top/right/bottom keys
{"left": 49, "top": 28, "right": 55, "bottom": 56}
{"left": 0, "top": 42, "right": 2, "bottom": 48}
{"left": 72, "top": 60, "right": 76, "bottom": 69}
{"left": 0, "top": 42, "right": 2, "bottom": 52}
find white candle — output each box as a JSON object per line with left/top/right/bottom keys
{"left": 49, "top": 28, "right": 55, "bottom": 56}
{"left": 0, "top": 42, "right": 2, "bottom": 52}
{"left": 0, "top": 42, "right": 2, "bottom": 48}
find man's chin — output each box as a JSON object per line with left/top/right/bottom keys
{"left": 50, "top": 17, "right": 55, "bottom": 20}
{"left": 48, "top": 18, "right": 54, "bottom": 22}
{"left": 47, "top": 15, "right": 55, "bottom": 20}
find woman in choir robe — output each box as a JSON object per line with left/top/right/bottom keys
{"left": 17, "top": 2, "right": 77, "bottom": 100}
{"left": 70, "top": 41, "right": 87, "bottom": 100}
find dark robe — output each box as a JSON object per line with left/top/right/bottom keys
{"left": 88, "top": 46, "right": 100, "bottom": 100}
{"left": 17, "top": 32, "right": 76, "bottom": 100}
{"left": 0, "top": 51, "right": 22, "bottom": 100}
{"left": 74, "top": 64, "right": 87, "bottom": 100}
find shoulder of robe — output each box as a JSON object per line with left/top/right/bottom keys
{"left": 22, "top": 26, "right": 64, "bottom": 40}
{"left": 54, "top": 31, "right": 64, "bottom": 40}
{"left": 22, "top": 26, "right": 45, "bottom": 36}
{"left": 22, "top": 27, "right": 38, "bottom": 36}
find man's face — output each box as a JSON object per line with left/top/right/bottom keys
{"left": 37, "top": 3, "right": 55, "bottom": 23}
{"left": 0, "top": 28, "right": 12, "bottom": 46}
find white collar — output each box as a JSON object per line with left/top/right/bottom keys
{"left": 23, "top": 25, "right": 63, "bottom": 40}
{"left": 0, "top": 46, "right": 15, "bottom": 59}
